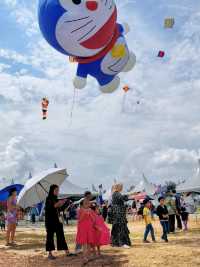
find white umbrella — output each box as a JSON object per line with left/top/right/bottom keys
{"left": 17, "top": 168, "right": 68, "bottom": 209}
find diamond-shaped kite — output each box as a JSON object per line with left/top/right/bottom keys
{"left": 158, "top": 51, "right": 165, "bottom": 58}
{"left": 164, "top": 18, "right": 175, "bottom": 28}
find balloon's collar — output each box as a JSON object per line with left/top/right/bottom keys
{"left": 73, "top": 25, "right": 120, "bottom": 64}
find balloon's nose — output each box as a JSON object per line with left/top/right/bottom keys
{"left": 86, "top": 1, "right": 98, "bottom": 11}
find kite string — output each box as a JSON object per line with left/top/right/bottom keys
{"left": 122, "top": 92, "right": 126, "bottom": 113}
{"left": 69, "top": 87, "right": 77, "bottom": 126}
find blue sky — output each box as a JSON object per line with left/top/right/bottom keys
{"left": 0, "top": 0, "right": 200, "bottom": 189}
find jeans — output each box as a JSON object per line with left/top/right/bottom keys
{"left": 160, "top": 221, "right": 168, "bottom": 241}
{"left": 144, "top": 223, "right": 155, "bottom": 241}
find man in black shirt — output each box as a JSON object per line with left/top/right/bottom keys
{"left": 157, "top": 197, "right": 169, "bottom": 242}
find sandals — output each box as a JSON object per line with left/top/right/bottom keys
{"left": 48, "top": 254, "right": 56, "bottom": 260}
{"left": 66, "top": 253, "right": 77, "bottom": 257}
{"left": 10, "top": 242, "right": 17, "bottom": 246}
{"left": 82, "top": 258, "right": 89, "bottom": 266}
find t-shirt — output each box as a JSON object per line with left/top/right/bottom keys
{"left": 157, "top": 205, "right": 168, "bottom": 221}
{"left": 143, "top": 207, "right": 152, "bottom": 225}
{"left": 165, "top": 196, "right": 176, "bottom": 215}
{"left": 45, "top": 197, "right": 60, "bottom": 228}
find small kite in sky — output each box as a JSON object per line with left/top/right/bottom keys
{"left": 158, "top": 51, "right": 165, "bottom": 58}
{"left": 41, "top": 98, "right": 49, "bottom": 120}
{"left": 123, "top": 85, "right": 130, "bottom": 93}
{"left": 164, "top": 18, "right": 175, "bottom": 28}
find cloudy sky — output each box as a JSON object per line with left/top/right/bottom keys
{"left": 0, "top": 0, "right": 200, "bottom": 189}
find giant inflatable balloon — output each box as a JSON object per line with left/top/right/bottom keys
{"left": 38, "top": 0, "right": 136, "bottom": 93}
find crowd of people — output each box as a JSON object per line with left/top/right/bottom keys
{"left": 130, "top": 190, "right": 193, "bottom": 243}
{"left": 0, "top": 183, "right": 196, "bottom": 265}
{"left": 43, "top": 183, "right": 195, "bottom": 264}
{"left": 44, "top": 183, "right": 132, "bottom": 264}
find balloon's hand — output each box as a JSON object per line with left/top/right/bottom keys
{"left": 111, "top": 44, "right": 126, "bottom": 58}
{"left": 122, "top": 22, "right": 130, "bottom": 34}
{"left": 73, "top": 76, "right": 87, "bottom": 89}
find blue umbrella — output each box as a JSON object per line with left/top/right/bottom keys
{"left": 0, "top": 184, "right": 24, "bottom": 201}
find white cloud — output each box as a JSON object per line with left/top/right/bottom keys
{"left": 0, "top": 136, "right": 35, "bottom": 186}
{"left": 2, "top": 0, "right": 38, "bottom": 36}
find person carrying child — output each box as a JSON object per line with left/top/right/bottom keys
{"left": 143, "top": 199, "right": 156, "bottom": 243}
{"left": 91, "top": 203, "right": 110, "bottom": 257}
{"left": 156, "top": 196, "right": 169, "bottom": 242}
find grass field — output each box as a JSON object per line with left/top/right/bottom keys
{"left": 0, "top": 219, "right": 200, "bottom": 267}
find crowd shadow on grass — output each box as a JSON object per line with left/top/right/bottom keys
{"left": 0, "top": 250, "right": 129, "bottom": 267}
{"left": 24, "top": 252, "right": 129, "bottom": 267}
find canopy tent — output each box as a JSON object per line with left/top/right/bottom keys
{"left": 131, "top": 174, "right": 156, "bottom": 195}
{"left": 177, "top": 159, "right": 200, "bottom": 193}
{"left": 103, "top": 189, "right": 112, "bottom": 201}
{"left": 0, "top": 184, "right": 24, "bottom": 201}
{"left": 129, "top": 192, "right": 147, "bottom": 201}
{"left": 60, "top": 179, "right": 87, "bottom": 197}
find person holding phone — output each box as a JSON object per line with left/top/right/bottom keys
{"left": 45, "top": 184, "right": 73, "bottom": 260}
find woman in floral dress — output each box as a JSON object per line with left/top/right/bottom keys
{"left": 111, "top": 184, "right": 131, "bottom": 248}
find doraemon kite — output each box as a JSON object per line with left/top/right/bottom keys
{"left": 38, "top": 0, "right": 136, "bottom": 93}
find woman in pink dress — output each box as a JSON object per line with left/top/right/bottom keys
{"left": 6, "top": 188, "right": 19, "bottom": 246}
{"left": 76, "top": 199, "right": 96, "bottom": 264}
{"left": 91, "top": 203, "right": 111, "bottom": 256}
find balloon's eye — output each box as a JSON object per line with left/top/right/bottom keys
{"left": 72, "top": 0, "right": 81, "bottom": 4}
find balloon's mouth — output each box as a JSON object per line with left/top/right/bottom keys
{"left": 80, "top": 7, "right": 117, "bottom": 50}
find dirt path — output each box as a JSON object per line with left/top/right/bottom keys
{"left": 0, "top": 220, "right": 200, "bottom": 267}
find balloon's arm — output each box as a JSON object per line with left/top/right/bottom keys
{"left": 73, "top": 64, "right": 88, "bottom": 89}
{"left": 77, "top": 63, "right": 88, "bottom": 78}
{"left": 118, "top": 23, "right": 130, "bottom": 35}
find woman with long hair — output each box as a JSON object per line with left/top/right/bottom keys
{"left": 6, "top": 188, "right": 18, "bottom": 246}
{"left": 45, "top": 184, "right": 73, "bottom": 260}
{"left": 111, "top": 183, "right": 131, "bottom": 248}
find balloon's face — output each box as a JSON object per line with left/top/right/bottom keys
{"left": 56, "top": 0, "right": 117, "bottom": 57}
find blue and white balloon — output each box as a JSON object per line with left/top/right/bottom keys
{"left": 38, "top": 0, "right": 136, "bottom": 93}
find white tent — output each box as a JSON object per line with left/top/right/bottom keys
{"left": 103, "top": 189, "right": 112, "bottom": 200}
{"left": 177, "top": 159, "right": 200, "bottom": 193}
{"left": 60, "top": 179, "right": 87, "bottom": 197}
{"left": 132, "top": 174, "right": 156, "bottom": 195}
